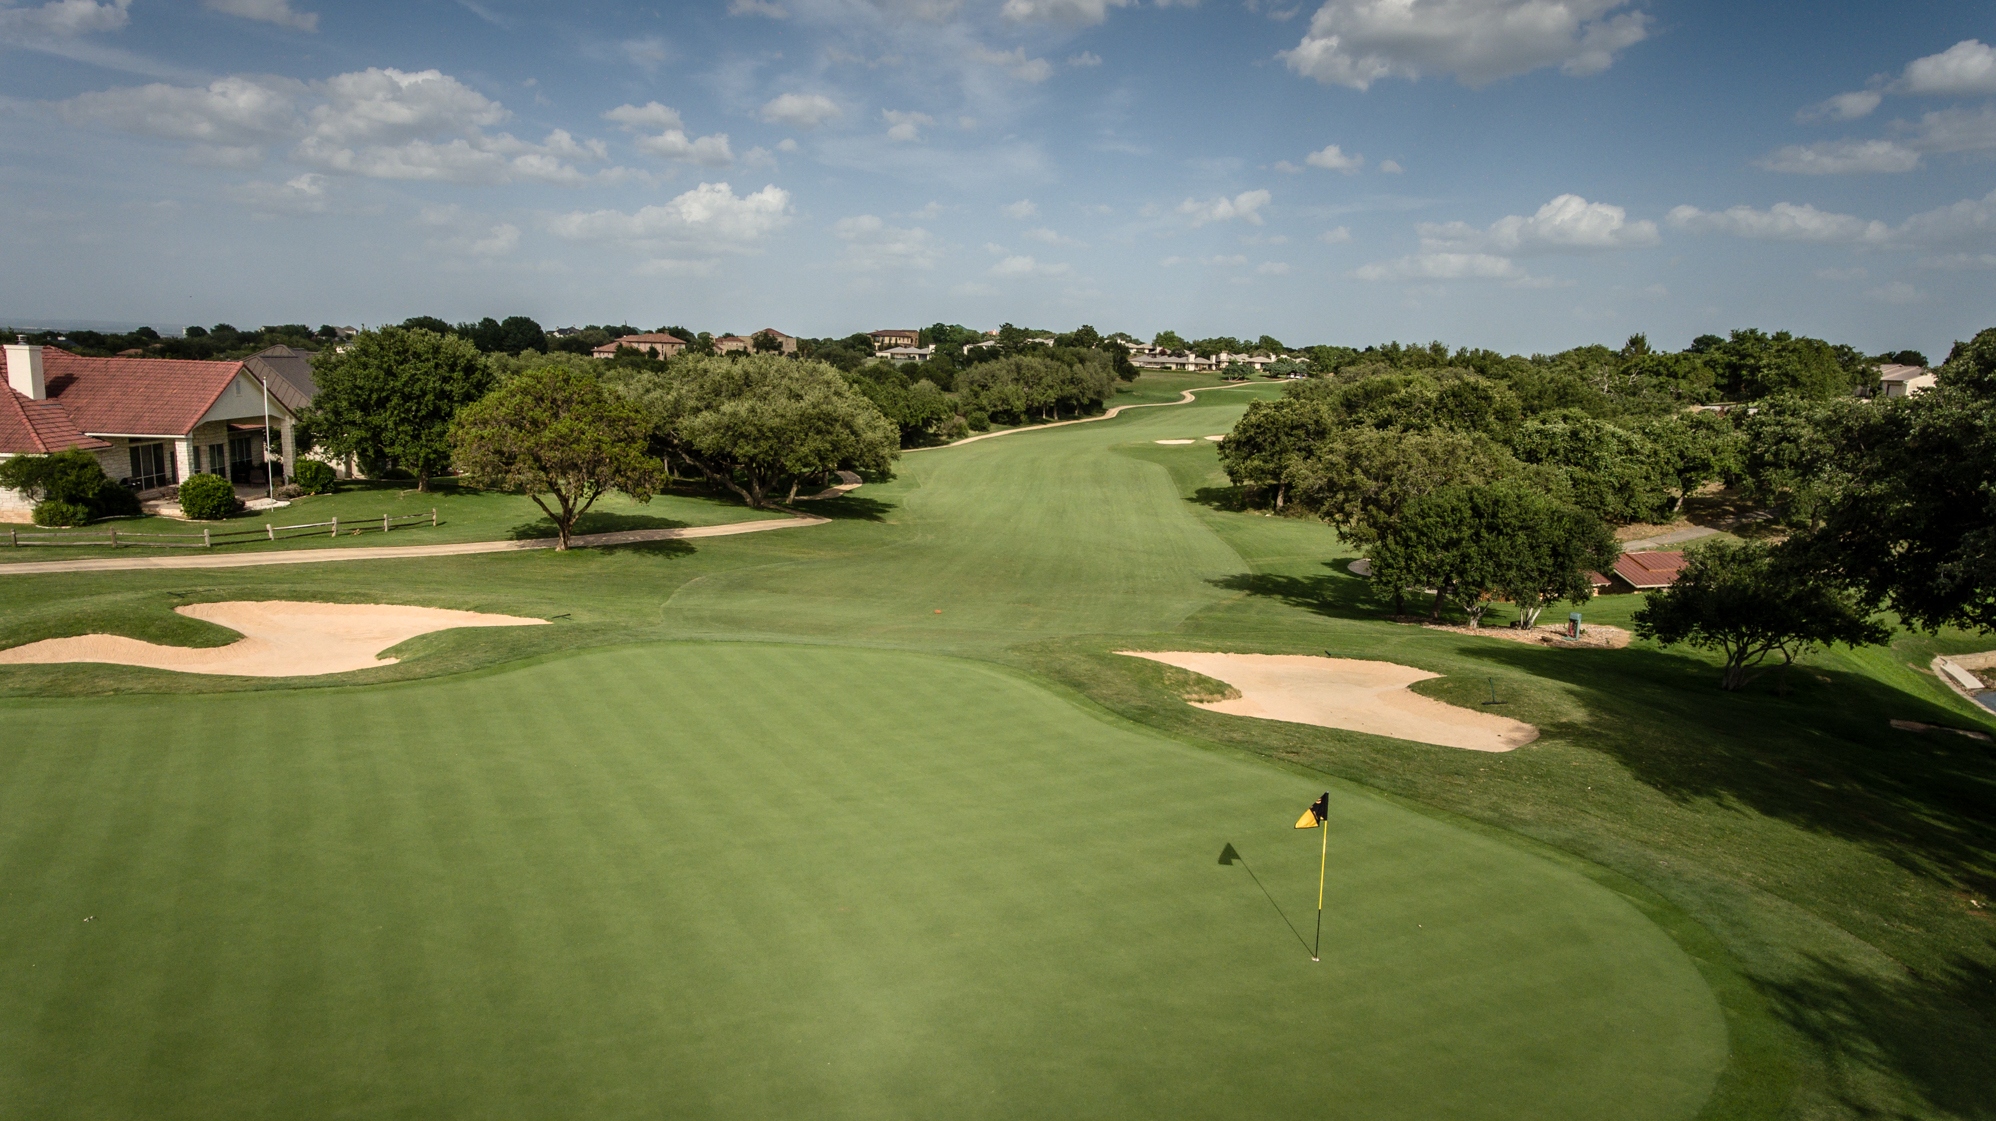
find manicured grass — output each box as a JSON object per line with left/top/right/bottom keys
{"left": 0, "top": 372, "right": 1991, "bottom": 1117}
{"left": 0, "top": 478, "right": 767, "bottom": 563}
{"left": 0, "top": 643, "right": 1725, "bottom": 1120}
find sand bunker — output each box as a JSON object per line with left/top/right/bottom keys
{"left": 1153, "top": 439, "right": 1196, "bottom": 445}
{"left": 1204, "top": 434, "right": 1224, "bottom": 441}
{"left": 1118, "top": 651, "right": 1537, "bottom": 751}
{"left": 0, "top": 601, "right": 547, "bottom": 677}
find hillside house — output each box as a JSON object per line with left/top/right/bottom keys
{"left": 870, "top": 329, "right": 920, "bottom": 350}
{"left": 593, "top": 333, "right": 687, "bottom": 359}
{"left": 715, "top": 329, "right": 798, "bottom": 356}
{"left": 1877, "top": 364, "right": 1936, "bottom": 398}
{"left": 1610, "top": 550, "right": 1689, "bottom": 590}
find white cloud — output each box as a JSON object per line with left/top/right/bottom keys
{"left": 1273, "top": 160, "right": 1303, "bottom": 173}
{"left": 1069, "top": 51, "right": 1102, "bottom": 66}
{"left": 989, "top": 254, "right": 1070, "bottom": 276}
{"left": 776, "top": 137, "right": 799, "bottom": 152}
{"left": 1919, "top": 252, "right": 1996, "bottom": 270}
{"left": 1001, "top": 198, "right": 1038, "bottom": 219}
{"left": 882, "top": 108, "right": 934, "bottom": 142}
{"left": 548, "top": 182, "right": 792, "bottom": 257}
{"left": 1354, "top": 252, "right": 1531, "bottom": 281}
{"left": 1304, "top": 143, "right": 1362, "bottom": 172}
{"left": 1814, "top": 266, "right": 1866, "bottom": 281}
{"left": 1666, "top": 202, "right": 1890, "bottom": 244}
{"left": 833, "top": 213, "right": 943, "bottom": 270}
{"left": 1798, "top": 90, "right": 1882, "bottom": 123}
{"left": 0, "top": 0, "right": 130, "bottom": 40}
{"left": 1320, "top": 225, "right": 1352, "bottom": 243}
{"left": 1282, "top": 0, "right": 1647, "bottom": 90}
{"left": 1869, "top": 281, "right": 1922, "bottom": 305}
{"left": 57, "top": 66, "right": 619, "bottom": 184}
{"left": 1902, "top": 39, "right": 1996, "bottom": 96}
{"left": 425, "top": 221, "right": 520, "bottom": 258}
{"left": 1378, "top": 158, "right": 1403, "bottom": 173}
{"left": 1024, "top": 226, "right": 1081, "bottom": 246}
{"left": 202, "top": 0, "right": 317, "bottom": 31}
{"left": 1757, "top": 139, "right": 1919, "bottom": 175}
{"left": 1418, "top": 194, "right": 1659, "bottom": 254}
{"left": 57, "top": 74, "right": 304, "bottom": 145}
{"left": 1906, "top": 106, "right": 1996, "bottom": 154}
{"left": 968, "top": 45, "right": 1052, "bottom": 82}
{"left": 605, "top": 101, "right": 732, "bottom": 166}
{"left": 1895, "top": 187, "right": 1996, "bottom": 245}
{"left": 759, "top": 92, "right": 840, "bottom": 128}
{"left": 728, "top": 0, "right": 788, "bottom": 15}
{"left": 1179, "top": 189, "right": 1271, "bottom": 226}
{"left": 1000, "top": 0, "right": 1129, "bottom": 26}
{"left": 229, "top": 172, "right": 326, "bottom": 215}
{"left": 1257, "top": 261, "right": 1291, "bottom": 275}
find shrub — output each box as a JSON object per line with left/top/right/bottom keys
{"left": 177, "top": 473, "right": 241, "bottom": 520}
{"left": 31, "top": 499, "right": 89, "bottom": 527}
{"left": 0, "top": 448, "right": 139, "bottom": 519}
{"left": 292, "top": 459, "right": 337, "bottom": 495}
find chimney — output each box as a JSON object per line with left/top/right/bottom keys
{"left": 5, "top": 337, "right": 45, "bottom": 400}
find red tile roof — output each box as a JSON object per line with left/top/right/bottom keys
{"left": 1612, "top": 550, "right": 1689, "bottom": 589}
{"left": 0, "top": 387, "right": 111, "bottom": 455}
{"left": 40, "top": 348, "right": 249, "bottom": 436}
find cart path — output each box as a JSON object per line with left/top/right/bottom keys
{"left": 904, "top": 382, "right": 1262, "bottom": 452}
{"left": 0, "top": 514, "right": 827, "bottom": 575}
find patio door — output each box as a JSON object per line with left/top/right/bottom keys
{"left": 228, "top": 435, "right": 255, "bottom": 483}
{"left": 128, "top": 442, "right": 173, "bottom": 490}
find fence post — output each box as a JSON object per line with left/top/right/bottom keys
{"left": 203, "top": 528, "right": 211, "bottom": 549}
{"left": 383, "top": 513, "right": 390, "bottom": 534}
{"left": 110, "top": 528, "right": 118, "bottom": 548}
{"left": 431, "top": 507, "right": 437, "bottom": 527}
{"left": 8, "top": 528, "right": 14, "bottom": 547}
{"left": 266, "top": 523, "right": 274, "bottom": 541}
{"left": 331, "top": 516, "right": 338, "bottom": 538}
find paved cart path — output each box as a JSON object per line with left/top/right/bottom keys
{"left": 0, "top": 514, "right": 827, "bottom": 575}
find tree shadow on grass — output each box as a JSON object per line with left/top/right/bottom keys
{"left": 1190, "top": 485, "right": 1246, "bottom": 512}
{"left": 793, "top": 494, "right": 895, "bottom": 522}
{"left": 1767, "top": 950, "right": 1996, "bottom": 1120}
{"left": 508, "top": 512, "right": 691, "bottom": 540}
{"left": 1209, "top": 562, "right": 1387, "bottom": 621}
{"left": 1446, "top": 638, "right": 1996, "bottom": 900}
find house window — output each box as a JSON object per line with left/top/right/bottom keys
{"left": 128, "top": 442, "right": 174, "bottom": 490}
{"left": 207, "top": 443, "right": 227, "bottom": 476}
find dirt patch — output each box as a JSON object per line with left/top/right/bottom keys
{"left": 0, "top": 601, "right": 547, "bottom": 677}
{"left": 1117, "top": 650, "right": 1537, "bottom": 752}
{"left": 1415, "top": 620, "right": 1632, "bottom": 649}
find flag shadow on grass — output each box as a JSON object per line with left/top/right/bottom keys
{"left": 1219, "top": 843, "right": 1313, "bottom": 958}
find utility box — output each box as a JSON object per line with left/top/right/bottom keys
{"left": 1568, "top": 612, "right": 1583, "bottom": 639}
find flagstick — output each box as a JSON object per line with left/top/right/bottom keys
{"left": 1312, "top": 816, "right": 1328, "bottom": 962}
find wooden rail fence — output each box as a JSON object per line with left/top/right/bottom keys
{"left": 7, "top": 509, "right": 437, "bottom": 549}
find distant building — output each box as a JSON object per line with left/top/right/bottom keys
{"left": 880, "top": 346, "right": 934, "bottom": 364}
{"left": 870, "top": 329, "right": 920, "bottom": 350}
{"left": 714, "top": 329, "right": 798, "bottom": 356}
{"left": 1877, "top": 364, "right": 1936, "bottom": 398}
{"left": 1611, "top": 551, "right": 1689, "bottom": 590}
{"left": 593, "top": 333, "right": 687, "bottom": 359}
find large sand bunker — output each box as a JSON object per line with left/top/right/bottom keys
{"left": 1118, "top": 651, "right": 1538, "bottom": 751}
{"left": 0, "top": 601, "right": 547, "bottom": 677}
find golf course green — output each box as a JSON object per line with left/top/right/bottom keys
{"left": 2, "top": 377, "right": 1991, "bottom": 1118}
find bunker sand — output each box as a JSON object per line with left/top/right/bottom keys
{"left": 0, "top": 601, "right": 546, "bottom": 677}
{"left": 1119, "top": 651, "right": 1538, "bottom": 751}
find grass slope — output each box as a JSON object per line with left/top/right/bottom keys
{"left": 0, "top": 644, "right": 1723, "bottom": 1120}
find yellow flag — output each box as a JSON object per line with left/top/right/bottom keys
{"left": 1294, "top": 792, "right": 1329, "bottom": 829}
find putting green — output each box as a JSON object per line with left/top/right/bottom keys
{"left": 0, "top": 642, "right": 1725, "bottom": 1119}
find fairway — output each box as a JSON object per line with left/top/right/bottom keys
{"left": 0, "top": 643, "right": 1725, "bottom": 1120}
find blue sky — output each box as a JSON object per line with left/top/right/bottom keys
{"left": 0, "top": 0, "right": 1990, "bottom": 355}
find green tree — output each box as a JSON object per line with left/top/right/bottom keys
{"left": 1369, "top": 484, "right": 1507, "bottom": 624}
{"left": 449, "top": 362, "right": 660, "bottom": 550}
{"left": 1290, "top": 428, "right": 1521, "bottom": 546}
{"left": 1632, "top": 540, "right": 1887, "bottom": 690}
{"left": 611, "top": 354, "right": 898, "bottom": 508}
{"left": 303, "top": 326, "right": 491, "bottom": 492}
{"left": 1736, "top": 396, "right": 1864, "bottom": 529}
{"left": 1810, "top": 326, "right": 1996, "bottom": 632}
{"left": 1638, "top": 411, "right": 1742, "bottom": 511}
{"left": 497, "top": 316, "right": 548, "bottom": 355}
{"left": 1152, "top": 330, "right": 1187, "bottom": 351}
{"left": 1490, "top": 493, "right": 1620, "bottom": 627}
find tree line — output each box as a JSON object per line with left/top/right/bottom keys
{"left": 1219, "top": 327, "right": 1990, "bottom": 691}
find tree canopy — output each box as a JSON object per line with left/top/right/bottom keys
{"left": 1632, "top": 541, "right": 1887, "bottom": 690}
{"left": 610, "top": 354, "right": 899, "bottom": 508}
{"left": 449, "top": 360, "right": 660, "bottom": 549}
{"left": 303, "top": 326, "right": 492, "bottom": 491}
